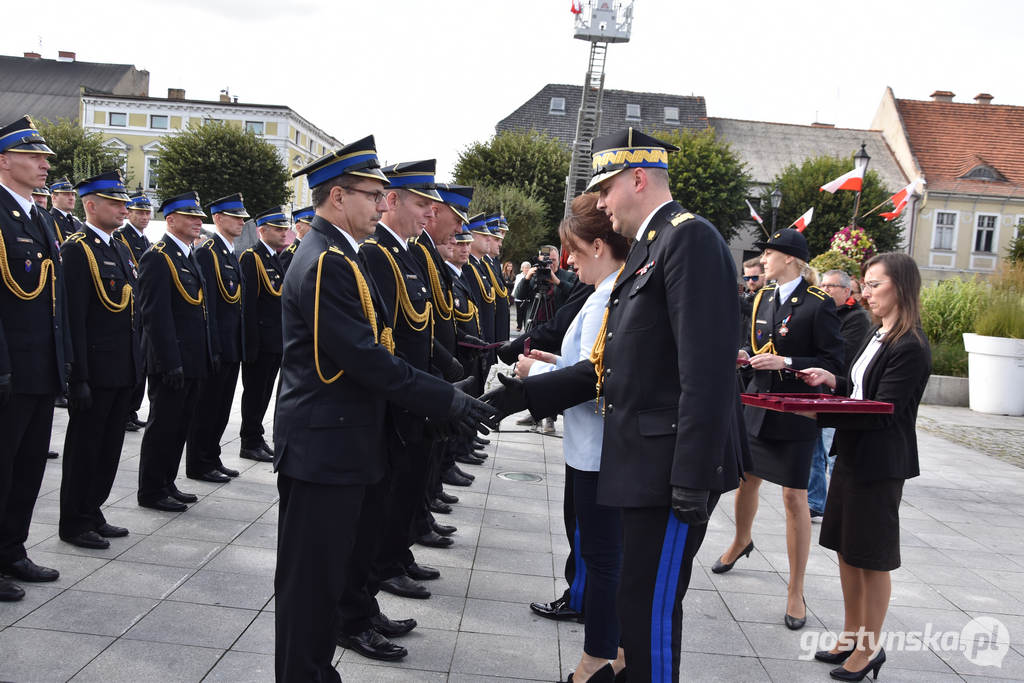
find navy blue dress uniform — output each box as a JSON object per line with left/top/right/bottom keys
{"left": 115, "top": 192, "right": 153, "bottom": 430}
{"left": 238, "top": 207, "right": 288, "bottom": 460}
{"left": 464, "top": 213, "right": 496, "bottom": 345}
{"left": 741, "top": 229, "right": 843, "bottom": 489}
{"left": 483, "top": 214, "right": 511, "bottom": 343}
{"left": 486, "top": 129, "right": 750, "bottom": 683}
{"left": 272, "top": 137, "right": 491, "bottom": 682}
{"left": 279, "top": 205, "right": 313, "bottom": 272}
{"left": 0, "top": 117, "right": 70, "bottom": 595}
{"left": 57, "top": 172, "right": 141, "bottom": 549}
{"left": 342, "top": 160, "right": 445, "bottom": 637}
{"left": 186, "top": 194, "right": 248, "bottom": 481}
{"left": 48, "top": 176, "right": 83, "bottom": 243}
{"left": 136, "top": 192, "right": 218, "bottom": 511}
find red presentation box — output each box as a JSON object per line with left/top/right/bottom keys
{"left": 741, "top": 393, "right": 894, "bottom": 414}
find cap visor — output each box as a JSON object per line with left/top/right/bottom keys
{"left": 349, "top": 168, "right": 390, "bottom": 185}
{"left": 585, "top": 168, "right": 624, "bottom": 192}
{"left": 96, "top": 192, "right": 130, "bottom": 202}
{"left": 8, "top": 143, "right": 55, "bottom": 156}
{"left": 409, "top": 188, "right": 443, "bottom": 202}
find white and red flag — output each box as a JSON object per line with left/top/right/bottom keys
{"left": 879, "top": 178, "right": 920, "bottom": 221}
{"left": 745, "top": 199, "right": 764, "bottom": 226}
{"left": 790, "top": 207, "right": 814, "bottom": 232}
{"left": 819, "top": 166, "right": 865, "bottom": 194}
{"left": 570, "top": 0, "right": 583, "bottom": 14}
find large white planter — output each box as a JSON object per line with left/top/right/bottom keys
{"left": 962, "top": 333, "right": 1024, "bottom": 416}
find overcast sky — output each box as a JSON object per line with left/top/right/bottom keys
{"left": 7, "top": 0, "right": 1022, "bottom": 179}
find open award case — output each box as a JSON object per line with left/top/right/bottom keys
{"left": 740, "top": 393, "right": 894, "bottom": 414}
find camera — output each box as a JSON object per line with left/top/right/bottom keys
{"left": 532, "top": 254, "right": 553, "bottom": 280}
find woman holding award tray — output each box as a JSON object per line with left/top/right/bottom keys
{"left": 712, "top": 228, "right": 843, "bottom": 634}
{"left": 797, "top": 252, "right": 931, "bottom": 681}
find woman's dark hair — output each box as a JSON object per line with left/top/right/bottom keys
{"left": 558, "top": 193, "right": 630, "bottom": 261}
{"left": 861, "top": 252, "right": 923, "bottom": 344}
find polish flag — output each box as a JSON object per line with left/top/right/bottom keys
{"left": 819, "top": 166, "right": 865, "bottom": 194}
{"left": 790, "top": 207, "right": 814, "bottom": 232}
{"left": 570, "top": 0, "right": 583, "bottom": 14}
{"left": 880, "top": 179, "right": 920, "bottom": 221}
{"left": 745, "top": 199, "right": 764, "bottom": 226}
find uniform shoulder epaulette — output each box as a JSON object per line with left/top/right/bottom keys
{"left": 806, "top": 285, "right": 828, "bottom": 300}
{"left": 669, "top": 211, "right": 695, "bottom": 227}
{"left": 762, "top": 282, "right": 777, "bottom": 291}
{"left": 362, "top": 237, "right": 378, "bottom": 245}
{"left": 199, "top": 238, "right": 215, "bottom": 250}
{"left": 65, "top": 232, "right": 87, "bottom": 244}
{"left": 152, "top": 241, "right": 166, "bottom": 252}
{"left": 239, "top": 247, "right": 255, "bottom": 258}
{"left": 285, "top": 242, "right": 298, "bottom": 253}
{"left": 328, "top": 245, "right": 345, "bottom": 256}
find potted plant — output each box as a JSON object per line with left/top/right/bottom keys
{"left": 962, "top": 266, "right": 1024, "bottom": 416}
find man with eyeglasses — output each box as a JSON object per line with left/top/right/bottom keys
{"left": 739, "top": 257, "right": 765, "bottom": 346}
{"left": 807, "top": 269, "right": 871, "bottom": 519}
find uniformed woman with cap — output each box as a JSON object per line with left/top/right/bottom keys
{"left": 711, "top": 227, "right": 843, "bottom": 630}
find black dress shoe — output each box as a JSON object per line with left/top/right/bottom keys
{"left": 168, "top": 487, "right": 198, "bottom": 503}
{"left": 379, "top": 574, "right": 431, "bottom": 599}
{"left": 1, "top": 557, "right": 59, "bottom": 582}
{"left": 217, "top": 465, "right": 240, "bottom": 477}
{"left": 259, "top": 441, "right": 274, "bottom": 456}
{"left": 473, "top": 436, "right": 490, "bottom": 447}
{"left": 189, "top": 469, "right": 230, "bottom": 483}
{"left": 124, "top": 420, "right": 141, "bottom": 432}
{"left": 530, "top": 595, "right": 583, "bottom": 622}
{"left": 337, "top": 628, "right": 407, "bottom": 661}
{"left": 428, "top": 498, "right": 452, "bottom": 514}
{"left": 815, "top": 648, "right": 854, "bottom": 664}
{"left": 437, "top": 490, "right": 459, "bottom": 504}
{"left": 61, "top": 530, "right": 110, "bottom": 550}
{"left": 785, "top": 596, "right": 807, "bottom": 631}
{"left": 566, "top": 663, "right": 615, "bottom": 683}
{"left": 54, "top": 395, "right": 68, "bottom": 408}
{"left": 441, "top": 468, "right": 472, "bottom": 487}
{"left": 471, "top": 449, "right": 489, "bottom": 460}
{"left": 455, "top": 452, "right": 485, "bottom": 465}
{"left": 47, "top": 450, "right": 59, "bottom": 459}
{"left": 416, "top": 530, "right": 453, "bottom": 548}
{"left": 369, "top": 612, "right": 417, "bottom": 637}
{"left": 830, "top": 649, "right": 885, "bottom": 681}
{"left": 95, "top": 523, "right": 129, "bottom": 538}
{"left": 711, "top": 540, "right": 754, "bottom": 574}
{"left": 405, "top": 562, "right": 440, "bottom": 581}
{"left": 452, "top": 464, "right": 475, "bottom": 481}
{"left": 240, "top": 447, "right": 273, "bottom": 462}
{"left": 139, "top": 496, "right": 187, "bottom": 512}
{"left": 431, "top": 522, "right": 457, "bottom": 536}
{"left": 0, "top": 578, "right": 24, "bottom": 602}
{"left": 132, "top": 417, "right": 148, "bottom": 428}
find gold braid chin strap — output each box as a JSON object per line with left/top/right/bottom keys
{"left": 314, "top": 247, "right": 395, "bottom": 384}
{"left": 205, "top": 243, "right": 241, "bottom": 304}
{"left": 373, "top": 243, "right": 432, "bottom": 333}
{"left": 67, "top": 233, "right": 133, "bottom": 320}
{"left": 483, "top": 259, "right": 508, "bottom": 299}
{"left": 0, "top": 229, "right": 56, "bottom": 314}
{"left": 749, "top": 286, "right": 776, "bottom": 356}
{"left": 587, "top": 265, "right": 625, "bottom": 414}
{"left": 417, "top": 242, "right": 454, "bottom": 320}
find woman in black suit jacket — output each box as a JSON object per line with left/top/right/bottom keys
{"left": 799, "top": 253, "right": 931, "bottom": 681}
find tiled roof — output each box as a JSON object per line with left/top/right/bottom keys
{"left": 496, "top": 83, "right": 707, "bottom": 145}
{"left": 0, "top": 54, "right": 148, "bottom": 124}
{"left": 895, "top": 97, "right": 1024, "bottom": 198}
{"left": 708, "top": 118, "right": 907, "bottom": 193}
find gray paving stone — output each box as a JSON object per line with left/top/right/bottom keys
{"left": 116, "top": 534, "right": 223, "bottom": 569}
{"left": 0, "top": 583, "right": 61, "bottom": 627}
{"left": 73, "top": 559, "right": 191, "bottom": 599}
{"left": 412, "top": 541, "right": 477, "bottom": 570}
{"left": 167, "top": 568, "right": 274, "bottom": 609}
{"left": 933, "top": 583, "right": 1024, "bottom": 616}
{"left": 31, "top": 530, "right": 143, "bottom": 561}
{"left": 203, "top": 650, "right": 275, "bottom": 682}
{"left": 150, "top": 515, "right": 250, "bottom": 543}
{"left": 0, "top": 627, "right": 112, "bottom": 682}
{"left": 680, "top": 652, "right": 771, "bottom": 681}
{"left": 232, "top": 522, "right": 278, "bottom": 549}
{"left": 14, "top": 549, "right": 110, "bottom": 588}
{"left": 231, "top": 610, "right": 274, "bottom": 654}
{"left": 203, "top": 544, "right": 277, "bottom": 576}
{"left": 707, "top": 568, "right": 790, "bottom": 596}
{"left": 123, "top": 600, "right": 257, "bottom": 648}
{"left": 450, "top": 631, "right": 559, "bottom": 680}
{"left": 376, "top": 593, "right": 466, "bottom": 632}
{"left": 678, "top": 613, "right": 758, "bottom": 657}
{"left": 25, "top": 520, "right": 58, "bottom": 548}
{"left": 69, "top": 638, "right": 223, "bottom": 682}
{"left": 461, "top": 597, "right": 558, "bottom": 638}
{"left": 93, "top": 504, "right": 176, "bottom": 534}
{"left": 338, "top": 661, "right": 448, "bottom": 681}
{"left": 467, "top": 569, "right": 555, "bottom": 605}
{"left": 207, "top": 479, "right": 280, "bottom": 503}
{"left": 17, "top": 589, "right": 156, "bottom": 636}
{"left": 339, "top": 626, "right": 457, "bottom": 672}
{"left": 185, "top": 496, "right": 274, "bottom": 522}
{"left": 474, "top": 546, "right": 553, "bottom": 577}
{"left": 421, "top": 564, "right": 471, "bottom": 598}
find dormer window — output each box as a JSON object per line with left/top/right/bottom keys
{"left": 961, "top": 164, "right": 1006, "bottom": 181}
{"left": 664, "top": 106, "right": 680, "bottom": 124}
{"left": 549, "top": 97, "right": 566, "bottom": 115}
{"left": 625, "top": 103, "right": 641, "bottom": 121}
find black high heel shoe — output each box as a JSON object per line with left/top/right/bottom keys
{"left": 815, "top": 647, "right": 854, "bottom": 664}
{"left": 565, "top": 663, "right": 615, "bottom": 683}
{"left": 830, "top": 648, "right": 885, "bottom": 681}
{"left": 784, "top": 596, "right": 806, "bottom": 630}
{"left": 711, "top": 540, "right": 754, "bottom": 574}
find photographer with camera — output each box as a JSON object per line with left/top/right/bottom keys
{"left": 512, "top": 245, "right": 576, "bottom": 329}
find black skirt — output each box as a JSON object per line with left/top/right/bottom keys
{"left": 747, "top": 434, "right": 814, "bottom": 489}
{"left": 819, "top": 465, "right": 905, "bottom": 571}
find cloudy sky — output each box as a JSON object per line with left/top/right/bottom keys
{"left": 6, "top": 0, "right": 1021, "bottom": 178}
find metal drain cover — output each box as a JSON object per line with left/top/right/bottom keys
{"left": 496, "top": 471, "right": 543, "bottom": 483}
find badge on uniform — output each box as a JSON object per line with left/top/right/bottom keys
{"left": 455, "top": 297, "right": 461, "bottom": 307}
{"left": 109, "top": 279, "right": 116, "bottom": 289}
{"left": 24, "top": 259, "right": 31, "bottom": 272}
{"left": 778, "top": 314, "right": 792, "bottom": 337}
{"left": 647, "top": 230, "right": 656, "bottom": 241}
{"left": 636, "top": 260, "right": 655, "bottom": 276}
{"left": 132, "top": 267, "right": 138, "bottom": 278}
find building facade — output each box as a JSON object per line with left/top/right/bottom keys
{"left": 872, "top": 87, "right": 1024, "bottom": 282}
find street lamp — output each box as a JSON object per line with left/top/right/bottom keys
{"left": 851, "top": 142, "right": 871, "bottom": 225}
{"left": 770, "top": 188, "right": 782, "bottom": 232}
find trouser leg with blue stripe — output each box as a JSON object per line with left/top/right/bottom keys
{"left": 618, "top": 496, "right": 718, "bottom": 683}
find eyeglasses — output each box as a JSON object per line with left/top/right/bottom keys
{"left": 862, "top": 280, "right": 889, "bottom": 292}
{"left": 742, "top": 275, "right": 760, "bottom": 282}
{"left": 344, "top": 187, "right": 386, "bottom": 203}
{"left": 820, "top": 283, "right": 847, "bottom": 290}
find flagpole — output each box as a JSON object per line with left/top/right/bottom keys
{"left": 859, "top": 198, "right": 891, "bottom": 219}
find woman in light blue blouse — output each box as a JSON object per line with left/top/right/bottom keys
{"left": 516, "top": 193, "right": 630, "bottom": 683}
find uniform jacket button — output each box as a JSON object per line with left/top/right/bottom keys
{"left": 670, "top": 423, "right": 676, "bottom": 429}
{"left": 606, "top": 404, "right": 613, "bottom": 413}
{"left": 604, "top": 368, "right": 612, "bottom": 376}
{"left": 716, "top": 465, "right": 723, "bottom": 474}
{"left": 606, "top": 332, "right": 613, "bottom": 340}
{"left": 612, "top": 298, "right": 619, "bottom": 305}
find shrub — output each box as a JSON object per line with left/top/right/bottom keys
{"left": 809, "top": 250, "right": 861, "bottom": 279}
{"left": 920, "top": 277, "right": 987, "bottom": 346}
{"left": 930, "top": 341, "right": 969, "bottom": 377}
{"left": 973, "top": 265, "right": 1024, "bottom": 338}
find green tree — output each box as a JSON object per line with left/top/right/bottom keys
{"left": 37, "top": 117, "right": 131, "bottom": 188}
{"left": 454, "top": 130, "right": 570, "bottom": 239}
{"left": 467, "top": 184, "right": 548, "bottom": 266}
{"left": 1007, "top": 219, "right": 1024, "bottom": 264}
{"left": 155, "top": 121, "right": 291, "bottom": 211}
{"left": 762, "top": 155, "right": 902, "bottom": 258}
{"left": 658, "top": 128, "right": 751, "bottom": 242}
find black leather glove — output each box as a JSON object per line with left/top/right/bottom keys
{"left": 462, "top": 334, "right": 487, "bottom": 349}
{"left": 0, "top": 374, "right": 11, "bottom": 408}
{"left": 496, "top": 341, "right": 517, "bottom": 365}
{"left": 163, "top": 367, "right": 185, "bottom": 391}
{"left": 68, "top": 381, "right": 93, "bottom": 412}
{"left": 448, "top": 386, "right": 499, "bottom": 436}
{"left": 479, "top": 373, "right": 529, "bottom": 420}
{"left": 211, "top": 354, "right": 222, "bottom": 375}
{"left": 671, "top": 486, "right": 710, "bottom": 526}
{"left": 432, "top": 340, "right": 464, "bottom": 382}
